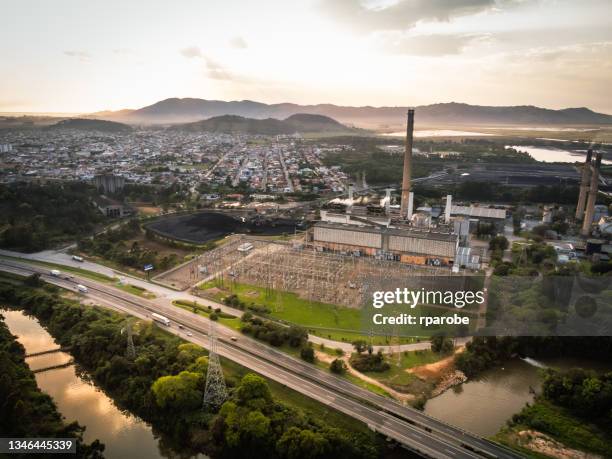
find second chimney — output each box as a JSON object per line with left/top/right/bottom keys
{"left": 581, "top": 152, "right": 601, "bottom": 236}
{"left": 445, "top": 195, "right": 452, "bottom": 223}
{"left": 575, "top": 149, "right": 593, "bottom": 220}
{"left": 400, "top": 109, "right": 414, "bottom": 219}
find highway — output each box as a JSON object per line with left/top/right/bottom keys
{"left": 0, "top": 259, "right": 521, "bottom": 459}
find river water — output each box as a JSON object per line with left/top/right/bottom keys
{"left": 2, "top": 309, "right": 205, "bottom": 459}
{"left": 424, "top": 356, "right": 612, "bottom": 437}
{"left": 507, "top": 145, "right": 612, "bottom": 164}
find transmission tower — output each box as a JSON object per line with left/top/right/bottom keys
{"left": 203, "top": 321, "right": 228, "bottom": 410}
{"left": 122, "top": 319, "right": 136, "bottom": 360}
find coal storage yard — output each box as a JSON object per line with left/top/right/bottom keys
{"left": 145, "top": 211, "right": 304, "bottom": 244}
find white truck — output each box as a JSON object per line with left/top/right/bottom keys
{"left": 152, "top": 313, "right": 171, "bottom": 327}
{"left": 50, "top": 269, "right": 61, "bottom": 277}
{"left": 77, "top": 284, "right": 88, "bottom": 293}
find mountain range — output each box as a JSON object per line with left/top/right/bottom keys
{"left": 90, "top": 98, "right": 612, "bottom": 128}
{"left": 169, "top": 114, "right": 358, "bottom": 135}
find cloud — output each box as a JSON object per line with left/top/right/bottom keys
{"left": 63, "top": 50, "right": 91, "bottom": 61}
{"left": 319, "top": 0, "right": 517, "bottom": 33}
{"left": 380, "top": 32, "right": 490, "bottom": 55}
{"left": 203, "top": 56, "right": 235, "bottom": 81}
{"left": 179, "top": 46, "right": 203, "bottom": 59}
{"left": 230, "top": 36, "right": 248, "bottom": 49}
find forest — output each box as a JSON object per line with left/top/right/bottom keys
{"left": 0, "top": 182, "right": 104, "bottom": 252}
{"left": 0, "top": 278, "right": 382, "bottom": 459}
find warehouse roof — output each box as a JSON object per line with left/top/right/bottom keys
{"left": 314, "top": 222, "right": 457, "bottom": 243}
{"left": 450, "top": 205, "right": 506, "bottom": 220}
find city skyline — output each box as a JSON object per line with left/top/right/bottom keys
{"left": 2, "top": 0, "right": 612, "bottom": 114}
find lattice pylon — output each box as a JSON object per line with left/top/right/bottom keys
{"left": 122, "top": 319, "right": 136, "bottom": 360}
{"left": 203, "top": 321, "right": 228, "bottom": 411}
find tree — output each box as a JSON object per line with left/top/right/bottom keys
{"left": 287, "top": 325, "right": 308, "bottom": 347}
{"left": 151, "top": 371, "right": 204, "bottom": 411}
{"left": 24, "top": 273, "right": 42, "bottom": 287}
{"left": 489, "top": 235, "right": 508, "bottom": 252}
{"left": 235, "top": 373, "right": 272, "bottom": 406}
{"left": 352, "top": 340, "right": 367, "bottom": 354}
{"left": 431, "top": 335, "right": 454, "bottom": 354}
{"left": 277, "top": 427, "right": 330, "bottom": 459}
{"left": 330, "top": 359, "right": 346, "bottom": 374}
{"left": 300, "top": 346, "right": 315, "bottom": 363}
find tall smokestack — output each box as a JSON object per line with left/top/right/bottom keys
{"left": 445, "top": 195, "right": 452, "bottom": 223}
{"left": 575, "top": 149, "right": 593, "bottom": 220}
{"left": 348, "top": 184, "right": 354, "bottom": 214}
{"left": 581, "top": 152, "right": 601, "bottom": 236}
{"left": 400, "top": 109, "right": 415, "bottom": 219}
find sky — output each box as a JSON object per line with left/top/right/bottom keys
{"left": 1, "top": 0, "right": 611, "bottom": 114}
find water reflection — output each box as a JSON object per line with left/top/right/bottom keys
{"left": 425, "top": 357, "right": 612, "bottom": 437}
{"left": 2, "top": 309, "right": 206, "bottom": 459}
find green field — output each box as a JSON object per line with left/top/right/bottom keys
{"left": 115, "top": 282, "right": 156, "bottom": 299}
{"left": 359, "top": 349, "right": 451, "bottom": 390}
{"left": 173, "top": 299, "right": 242, "bottom": 331}
{"left": 199, "top": 280, "right": 423, "bottom": 344}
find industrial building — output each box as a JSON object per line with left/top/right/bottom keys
{"left": 311, "top": 222, "right": 458, "bottom": 266}
{"left": 93, "top": 174, "right": 125, "bottom": 194}
{"left": 311, "top": 109, "right": 500, "bottom": 269}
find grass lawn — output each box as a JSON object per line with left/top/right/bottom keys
{"left": 358, "top": 349, "right": 451, "bottom": 393}
{"left": 115, "top": 282, "right": 156, "bottom": 299}
{"left": 199, "top": 281, "right": 421, "bottom": 344}
{"left": 173, "top": 299, "right": 242, "bottom": 331}
{"left": 1, "top": 255, "right": 115, "bottom": 283}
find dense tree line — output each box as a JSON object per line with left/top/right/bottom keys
{"left": 0, "top": 281, "right": 379, "bottom": 458}
{"left": 455, "top": 336, "right": 612, "bottom": 378}
{"left": 240, "top": 312, "right": 308, "bottom": 348}
{"left": 0, "top": 315, "right": 104, "bottom": 457}
{"left": 542, "top": 368, "right": 612, "bottom": 419}
{"left": 0, "top": 182, "right": 104, "bottom": 252}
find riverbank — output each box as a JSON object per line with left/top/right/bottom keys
{"left": 0, "top": 312, "right": 104, "bottom": 458}
{"left": 0, "top": 275, "right": 383, "bottom": 459}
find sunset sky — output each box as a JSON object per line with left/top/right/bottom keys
{"left": 2, "top": 0, "right": 611, "bottom": 114}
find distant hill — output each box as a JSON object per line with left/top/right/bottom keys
{"left": 170, "top": 113, "right": 358, "bottom": 135}
{"left": 48, "top": 118, "right": 132, "bottom": 133}
{"left": 90, "top": 98, "right": 612, "bottom": 128}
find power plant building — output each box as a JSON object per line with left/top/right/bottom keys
{"left": 312, "top": 222, "right": 458, "bottom": 266}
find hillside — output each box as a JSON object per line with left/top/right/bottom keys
{"left": 170, "top": 113, "right": 357, "bottom": 135}
{"left": 91, "top": 98, "right": 612, "bottom": 128}
{"left": 48, "top": 118, "right": 132, "bottom": 133}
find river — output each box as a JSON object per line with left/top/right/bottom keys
{"left": 2, "top": 309, "right": 206, "bottom": 459}
{"left": 424, "top": 356, "right": 612, "bottom": 437}
{"left": 506, "top": 145, "right": 612, "bottom": 164}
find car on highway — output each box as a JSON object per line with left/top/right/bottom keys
{"left": 77, "top": 284, "right": 88, "bottom": 293}
{"left": 72, "top": 255, "right": 84, "bottom": 262}
{"left": 186, "top": 332, "right": 193, "bottom": 337}
{"left": 50, "top": 269, "right": 61, "bottom": 276}
{"left": 230, "top": 336, "right": 238, "bottom": 342}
